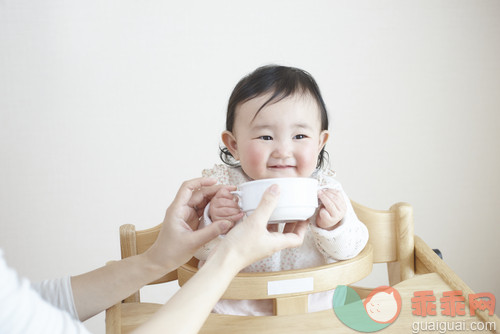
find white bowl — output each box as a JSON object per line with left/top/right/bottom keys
{"left": 232, "top": 178, "right": 319, "bottom": 223}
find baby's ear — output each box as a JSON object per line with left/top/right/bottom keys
{"left": 221, "top": 131, "right": 239, "bottom": 160}
{"left": 318, "top": 130, "right": 329, "bottom": 150}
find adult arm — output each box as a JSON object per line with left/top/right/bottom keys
{"left": 71, "top": 178, "right": 233, "bottom": 321}
{"left": 132, "top": 184, "right": 307, "bottom": 334}
{"left": 0, "top": 250, "right": 90, "bottom": 334}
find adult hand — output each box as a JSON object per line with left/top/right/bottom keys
{"left": 215, "top": 184, "right": 308, "bottom": 271}
{"left": 132, "top": 184, "right": 308, "bottom": 334}
{"left": 72, "top": 177, "right": 235, "bottom": 322}
{"left": 145, "top": 177, "right": 235, "bottom": 273}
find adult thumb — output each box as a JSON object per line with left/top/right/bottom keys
{"left": 247, "top": 184, "right": 280, "bottom": 226}
{"left": 191, "top": 220, "right": 233, "bottom": 246}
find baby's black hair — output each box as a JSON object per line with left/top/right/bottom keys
{"left": 220, "top": 64, "right": 329, "bottom": 169}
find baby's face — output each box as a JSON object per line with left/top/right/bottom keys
{"left": 222, "top": 93, "right": 328, "bottom": 180}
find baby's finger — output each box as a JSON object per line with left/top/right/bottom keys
{"left": 214, "top": 206, "right": 243, "bottom": 218}
{"left": 323, "top": 190, "right": 346, "bottom": 218}
{"left": 216, "top": 187, "right": 239, "bottom": 200}
{"left": 332, "top": 197, "right": 346, "bottom": 215}
{"left": 214, "top": 197, "right": 241, "bottom": 209}
{"left": 318, "top": 190, "right": 336, "bottom": 216}
{"left": 322, "top": 188, "right": 341, "bottom": 203}
{"left": 317, "top": 208, "right": 334, "bottom": 228}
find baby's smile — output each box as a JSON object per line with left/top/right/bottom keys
{"left": 266, "top": 164, "right": 298, "bottom": 177}
{"left": 268, "top": 164, "right": 295, "bottom": 169}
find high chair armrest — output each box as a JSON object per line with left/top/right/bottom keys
{"left": 414, "top": 235, "right": 500, "bottom": 330}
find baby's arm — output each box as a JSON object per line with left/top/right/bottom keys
{"left": 194, "top": 187, "right": 244, "bottom": 262}
{"left": 309, "top": 178, "right": 369, "bottom": 261}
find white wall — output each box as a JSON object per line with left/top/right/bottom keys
{"left": 1, "top": 1, "right": 499, "bottom": 332}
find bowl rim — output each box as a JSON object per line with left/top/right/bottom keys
{"left": 238, "top": 177, "right": 318, "bottom": 188}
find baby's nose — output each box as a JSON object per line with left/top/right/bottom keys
{"left": 272, "top": 141, "right": 293, "bottom": 157}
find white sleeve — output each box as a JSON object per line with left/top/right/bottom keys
{"left": 0, "top": 250, "right": 91, "bottom": 334}
{"left": 32, "top": 277, "right": 79, "bottom": 320}
{"left": 309, "top": 177, "right": 369, "bottom": 261}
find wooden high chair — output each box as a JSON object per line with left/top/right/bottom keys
{"left": 105, "top": 201, "right": 499, "bottom": 333}
{"left": 105, "top": 200, "right": 416, "bottom": 333}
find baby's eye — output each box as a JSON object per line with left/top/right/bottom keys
{"left": 258, "top": 135, "right": 273, "bottom": 141}
{"left": 294, "top": 134, "right": 308, "bottom": 139}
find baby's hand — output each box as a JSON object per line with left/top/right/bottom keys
{"left": 316, "top": 189, "right": 347, "bottom": 230}
{"left": 209, "top": 187, "right": 245, "bottom": 224}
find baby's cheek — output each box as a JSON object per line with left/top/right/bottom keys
{"left": 246, "top": 146, "right": 265, "bottom": 165}
{"left": 295, "top": 148, "right": 320, "bottom": 176}
{"left": 241, "top": 144, "right": 267, "bottom": 178}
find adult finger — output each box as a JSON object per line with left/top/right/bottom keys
{"left": 283, "top": 220, "right": 309, "bottom": 235}
{"left": 289, "top": 221, "right": 308, "bottom": 239}
{"left": 188, "top": 184, "right": 233, "bottom": 210}
{"left": 225, "top": 212, "right": 245, "bottom": 222}
{"left": 188, "top": 220, "right": 234, "bottom": 249}
{"left": 271, "top": 221, "right": 307, "bottom": 250}
{"left": 173, "top": 177, "right": 218, "bottom": 208}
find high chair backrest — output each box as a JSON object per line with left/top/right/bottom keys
{"left": 351, "top": 201, "right": 415, "bottom": 285}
